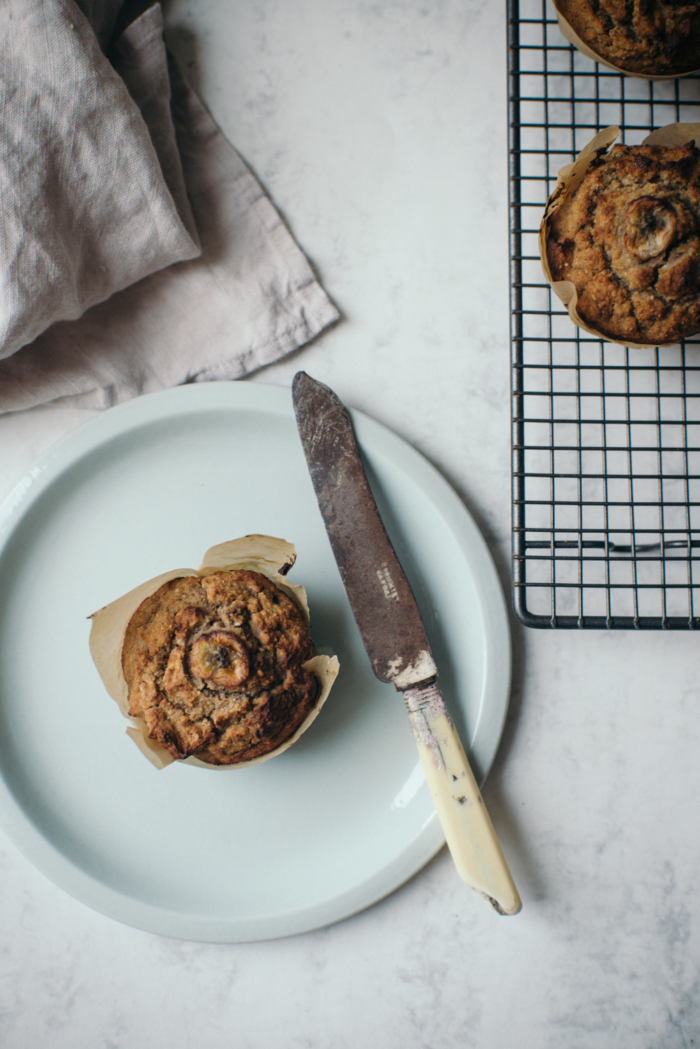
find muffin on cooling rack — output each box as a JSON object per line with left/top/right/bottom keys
{"left": 555, "top": 0, "right": 700, "bottom": 77}
{"left": 90, "top": 536, "right": 338, "bottom": 769}
{"left": 543, "top": 132, "right": 700, "bottom": 346}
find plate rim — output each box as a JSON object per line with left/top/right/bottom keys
{"left": 0, "top": 380, "right": 511, "bottom": 942}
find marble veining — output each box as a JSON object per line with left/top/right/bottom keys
{"left": 0, "top": 1, "right": 699, "bottom": 1047}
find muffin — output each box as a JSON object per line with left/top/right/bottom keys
{"left": 555, "top": 0, "right": 700, "bottom": 77}
{"left": 543, "top": 128, "right": 700, "bottom": 346}
{"left": 89, "top": 536, "right": 339, "bottom": 769}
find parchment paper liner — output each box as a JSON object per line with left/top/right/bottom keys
{"left": 539, "top": 123, "right": 700, "bottom": 349}
{"left": 553, "top": 2, "right": 700, "bottom": 80}
{"left": 89, "top": 535, "right": 339, "bottom": 771}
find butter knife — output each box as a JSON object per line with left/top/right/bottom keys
{"left": 292, "top": 372, "right": 521, "bottom": 915}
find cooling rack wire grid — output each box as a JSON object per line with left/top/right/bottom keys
{"left": 509, "top": 0, "right": 700, "bottom": 628}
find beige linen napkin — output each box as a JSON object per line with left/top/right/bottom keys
{"left": 0, "top": 1, "right": 339, "bottom": 412}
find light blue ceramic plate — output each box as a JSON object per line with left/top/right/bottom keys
{"left": 0, "top": 381, "right": 510, "bottom": 942}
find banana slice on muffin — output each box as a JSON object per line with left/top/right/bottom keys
{"left": 89, "top": 536, "right": 339, "bottom": 770}
{"left": 541, "top": 124, "right": 700, "bottom": 347}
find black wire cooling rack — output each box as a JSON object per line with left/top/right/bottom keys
{"left": 509, "top": 0, "right": 700, "bottom": 629}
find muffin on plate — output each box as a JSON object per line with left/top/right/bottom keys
{"left": 89, "top": 536, "right": 339, "bottom": 769}
{"left": 555, "top": 0, "right": 700, "bottom": 77}
{"left": 542, "top": 127, "right": 700, "bottom": 346}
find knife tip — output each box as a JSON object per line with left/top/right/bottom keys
{"left": 292, "top": 370, "right": 315, "bottom": 403}
{"left": 292, "top": 372, "right": 350, "bottom": 430}
{"left": 293, "top": 371, "right": 335, "bottom": 406}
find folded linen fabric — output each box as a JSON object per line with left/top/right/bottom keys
{"left": 0, "top": 0, "right": 200, "bottom": 361}
{"left": 0, "top": 0, "right": 339, "bottom": 412}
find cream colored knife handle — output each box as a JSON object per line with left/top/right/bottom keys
{"left": 404, "top": 682, "right": 521, "bottom": 915}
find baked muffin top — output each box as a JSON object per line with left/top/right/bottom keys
{"left": 545, "top": 142, "right": 700, "bottom": 345}
{"left": 122, "top": 569, "right": 318, "bottom": 765}
{"left": 557, "top": 0, "right": 700, "bottom": 76}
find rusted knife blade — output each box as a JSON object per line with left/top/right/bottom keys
{"left": 292, "top": 371, "right": 436, "bottom": 690}
{"left": 292, "top": 371, "right": 522, "bottom": 915}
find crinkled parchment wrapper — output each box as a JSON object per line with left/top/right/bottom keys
{"left": 89, "top": 535, "right": 339, "bottom": 771}
{"left": 539, "top": 123, "right": 700, "bottom": 349}
{"left": 553, "top": 1, "right": 700, "bottom": 80}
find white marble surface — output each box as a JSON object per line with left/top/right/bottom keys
{"left": 1, "top": 1, "right": 700, "bottom": 1046}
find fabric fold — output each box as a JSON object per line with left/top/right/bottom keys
{"left": 111, "top": 5, "right": 199, "bottom": 244}
{"left": 0, "top": 0, "right": 339, "bottom": 412}
{"left": 0, "top": 0, "right": 201, "bottom": 362}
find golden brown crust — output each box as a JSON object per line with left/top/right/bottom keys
{"left": 558, "top": 0, "right": 700, "bottom": 76}
{"left": 546, "top": 142, "right": 700, "bottom": 345}
{"left": 122, "top": 570, "right": 318, "bottom": 765}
